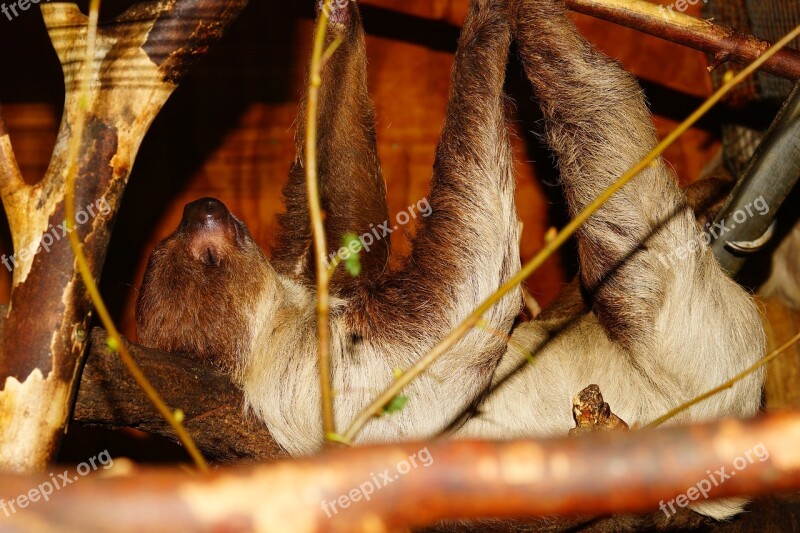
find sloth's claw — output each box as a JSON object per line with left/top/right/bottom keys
{"left": 318, "top": 0, "right": 352, "bottom": 25}
{"left": 569, "top": 384, "right": 629, "bottom": 436}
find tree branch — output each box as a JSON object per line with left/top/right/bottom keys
{"left": 1, "top": 412, "right": 799, "bottom": 531}
{"left": 348, "top": 0, "right": 800, "bottom": 80}
{"left": 562, "top": 0, "right": 800, "bottom": 79}
{"left": 73, "top": 328, "right": 285, "bottom": 464}
{"left": 0, "top": 0, "right": 248, "bottom": 472}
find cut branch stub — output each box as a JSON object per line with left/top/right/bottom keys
{"left": 0, "top": 0, "right": 248, "bottom": 472}
{"left": 569, "top": 384, "right": 630, "bottom": 436}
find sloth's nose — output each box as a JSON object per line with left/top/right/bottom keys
{"left": 181, "top": 197, "right": 230, "bottom": 229}
{"left": 179, "top": 198, "right": 242, "bottom": 266}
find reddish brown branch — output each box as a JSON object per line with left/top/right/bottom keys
{"left": 562, "top": 0, "right": 800, "bottom": 79}
{"left": 351, "top": 0, "right": 799, "bottom": 79}
{"left": 73, "top": 328, "right": 284, "bottom": 464}
{"left": 1, "top": 412, "right": 799, "bottom": 531}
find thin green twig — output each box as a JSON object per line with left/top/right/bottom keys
{"left": 307, "top": 0, "right": 337, "bottom": 443}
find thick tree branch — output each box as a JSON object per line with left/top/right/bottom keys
{"left": 562, "top": 0, "right": 800, "bottom": 79}
{"left": 0, "top": 412, "right": 799, "bottom": 531}
{"left": 73, "top": 328, "right": 284, "bottom": 464}
{"left": 0, "top": 0, "right": 248, "bottom": 472}
{"left": 349, "top": 0, "right": 800, "bottom": 80}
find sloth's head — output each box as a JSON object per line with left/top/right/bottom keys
{"left": 136, "top": 197, "right": 275, "bottom": 371}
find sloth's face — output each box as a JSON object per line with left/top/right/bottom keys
{"left": 136, "top": 198, "right": 273, "bottom": 370}
{"left": 177, "top": 197, "right": 250, "bottom": 267}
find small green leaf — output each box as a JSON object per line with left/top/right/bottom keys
{"left": 383, "top": 394, "right": 408, "bottom": 415}
{"left": 342, "top": 232, "right": 362, "bottom": 276}
{"left": 376, "top": 368, "right": 409, "bottom": 416}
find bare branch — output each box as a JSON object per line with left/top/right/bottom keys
{"left": 306, "top": 0, "right": 337, "bottom": 444}
{"left": 1, "top": 412, "right": 799, "bottom": 531}
{"left": 562, "top": 0, "right": 800, "bottom": 79}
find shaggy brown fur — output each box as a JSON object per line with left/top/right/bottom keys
{"left": 271, "top": 1, "right": 389, "bottom": 295}
{"left": 138, "top": 0, "right": 521, "bottom": 456}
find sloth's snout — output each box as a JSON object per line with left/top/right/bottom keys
{"left": 179, "top": 197, "right": 240, "bottom": 266}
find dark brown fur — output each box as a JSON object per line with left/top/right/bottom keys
{"left": 271, "top": 3, "right": 389, "bottom": 295}
{"left": 136, "top": 198, "right": 271, "bottom": 371}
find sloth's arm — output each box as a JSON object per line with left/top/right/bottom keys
{"left": 509, "top": 0, "right": 764, "bottom": 374}
{"left": 237, "top": 1, "right": 520, "bottom": 455}
{"left": 362, "top": 0, "right": 521, "bottom": 347}
{"left": 274, "top": 0, "right": 521, "bottom": 348}
{"left": 271, "top": 1, "right": 389, "bottom": 294}
{"left": 511, "top": 0, "right": 689, "bottom": 349}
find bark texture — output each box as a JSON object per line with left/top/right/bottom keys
{"left": 0, "top": 0, "right": 248, "bottom": 472}
{"left": 74, "top": 328, "right": 284, "bottom": 464}
{"left": 0, "top": 412, "right": 798, "bottom": 532}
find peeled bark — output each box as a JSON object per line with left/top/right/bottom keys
{"left": 0, "top": 0, "right": 248, "bottom": 472}
{"left": 0, "top": 412, "right": 799, "bottom": 532}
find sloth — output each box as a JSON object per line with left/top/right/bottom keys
{"left": 136, "top": 0, "right": 765, "bottom": 521}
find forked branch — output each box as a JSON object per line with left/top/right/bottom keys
{"left": 0, "top": 0, "right": 248, "bottom": 472}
